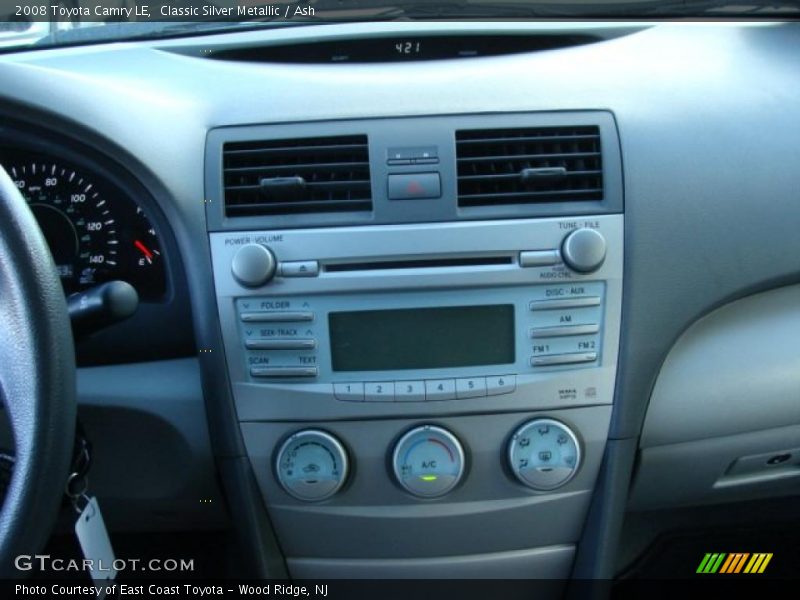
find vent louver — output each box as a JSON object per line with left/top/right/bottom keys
{"left": 456, "top": 126, "right": 603, "bottom": 207}
{"left": 223, "top": 135, "right": 372, "bottom": 217}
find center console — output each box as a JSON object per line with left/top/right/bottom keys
{"left": 206, "top": 112, "right": 623, "bottom": 579}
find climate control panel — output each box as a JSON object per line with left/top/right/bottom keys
{"left": 274, "top": 419, "right": 582, "bottom": 503}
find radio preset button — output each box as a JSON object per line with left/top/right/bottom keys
{"left": 530, "top": 324, "right": 600, "bottom": 338}
{"left": 280, "top": 261, "right": 320, "bottom": 278}
{"left": 425, "top": 379, "right": 456, "bottom": 401}
{"left": 531, "top": 352, "right": 597, "bottom": 367}
{"left": 455, "top": 377, "right": 487, "bottom": 399}
{"left": 395, "top": 380, "right": 426, "bottom": 402}
{"left": 333, "top": 382, "right": 365, "bottom": 402}
{"left": 486, "top": 375, "right": 516, "bottom": 396}
{"left": 529, "top": 296, "right": 601, "bottom": 311}
{"left": 245, "top": 338, "right": 317, "bottom": 350}
{"left": 250, "top": 366, "right": 318, "bottom": 378}
{"left": 240, "top": 311, "right": 314, "bottom": 323}
{"left": 365, "top": 382, "right": 395, "bottom": 402}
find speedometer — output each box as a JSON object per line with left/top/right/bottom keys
{"left": 2, "top": 157, "right": 167, "bottom": 299}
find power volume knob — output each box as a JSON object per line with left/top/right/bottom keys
{"left": 231, "top": 244, "right": 276, "bottom": 287}
{"left": 561, "top": 228, "right": 607, "bottom": 273}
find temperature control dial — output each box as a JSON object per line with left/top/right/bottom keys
{"left": 276, "top": 430, "right": 348, "bottom": 502}
{"left": 392, "top": 425, "right": 465, "bottom": 498}
{"left": 508, "top": 418, "right": 581, "bottom": 491}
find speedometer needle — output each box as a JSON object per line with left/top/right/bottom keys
{"left": 134, "top": 240, "right": 154, "bottom": 263}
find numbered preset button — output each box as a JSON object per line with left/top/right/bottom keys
{"left": 486, "top": 375, "right": 516, "bottom": 396}
{"left": 455, "top": 377, "right": 487, "bottom": 399}
{"left": 365, "top": 382, "right": 395, "bottom": 402}
{"left": 424, "top": 379, "right": 456, "bottom": 401}
{"left": 333, "top": 382, "right": 365, "bottom": 402}
{"left": 395, "top": 380, "right": 426, "bottom": 402}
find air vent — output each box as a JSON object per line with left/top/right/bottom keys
{"left": 223, "top": 135, "right": 372, "bottom": 217}
{"left": 456, "top": 126, "right": 603, "bottom": 207}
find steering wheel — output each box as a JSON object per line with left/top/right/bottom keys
{"left": 0, "top": 166, "right": 76, "bottom": 575}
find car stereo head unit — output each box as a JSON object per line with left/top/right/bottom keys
{"left": 210, "top": 215, "right": 622, "bottom": 421}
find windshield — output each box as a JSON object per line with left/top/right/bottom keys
{"left": 1, "top": 0, "right": 799, "bottom": 51}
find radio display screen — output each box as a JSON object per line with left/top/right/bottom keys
{"left": 329, "top": 305, "right": 515, "bottom": 372}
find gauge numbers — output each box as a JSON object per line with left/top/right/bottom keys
{"left": 3, "top": 158, "right": 166, "bottom": 299}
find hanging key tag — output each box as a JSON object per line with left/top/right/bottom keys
{"left": 75, "top": 495, "right": 117, "bottom": 595}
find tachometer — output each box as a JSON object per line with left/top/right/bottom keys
{"left": 2, "top": 158, "right": 166, "bottom": 299}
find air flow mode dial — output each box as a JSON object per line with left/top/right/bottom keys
{"left": 276, "top": 430, "right": 349, "bottom": 502}
{"left": 508, "top": 418, "right": 581, "bottom": 490}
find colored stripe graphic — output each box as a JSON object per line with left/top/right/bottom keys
{"left": 719, "top": 554, "right": 736, "bottom": 573}
{"left": 697, "top": 553, "right": 713, "bottom": 573}
{"left": 698, "top": 552, "right": 773, "bottom": 574}
{"left": 743, "top": 553, "right": 773, "bottom": 574}
{"left": 698, "top": 553, "right": 727, "bottom": 573}
{"left": 726, "top": 553, "right": 749, "bottom": 573}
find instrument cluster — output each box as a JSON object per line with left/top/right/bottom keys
{"left": 1, "top": 150, "right": 167, "bottom": 300}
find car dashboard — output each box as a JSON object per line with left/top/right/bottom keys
{"left": 1, "top": 19, "right": 799, "bottom": 587}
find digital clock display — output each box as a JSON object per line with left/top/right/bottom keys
{"left": 394, "top": 41, "right": 422, "bottom": 56}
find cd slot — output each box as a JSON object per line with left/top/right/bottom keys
{"left": 324, "top": 256, "right": 513, "bottom": 273}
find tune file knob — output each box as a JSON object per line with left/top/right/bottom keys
{"left": 561, "top": 228, "right": 607, "bottom": 273}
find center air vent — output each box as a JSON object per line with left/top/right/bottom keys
{"left": 223, "top": 135, "right": 372, "bottom": 217}
{"left": 456, "top": 126, "right": 603, "bottom": 207}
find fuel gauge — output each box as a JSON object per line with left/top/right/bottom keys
{"left": 128, "top": 206, "right": 167, "bottom": 300}
{"left": 132, "top": 206, "right": 162, "bottom": 270}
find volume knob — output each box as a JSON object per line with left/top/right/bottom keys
{"left": 561, "top": 228, "right": 606, "bottom": 273}
{"left": 231, "top": 244, "right": 276, "bottom": 287}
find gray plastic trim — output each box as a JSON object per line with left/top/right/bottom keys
{"left": 74, "top": 359, "right": 226, "bottom": 531}
{"left": 630, "top": 423, "right": 800, "bottom": 511}
{"left": 641, "top": 285, "right": 800, "bottom": 448}
{"left": 288, "top": 544, "right": 575, "bottom": 580}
